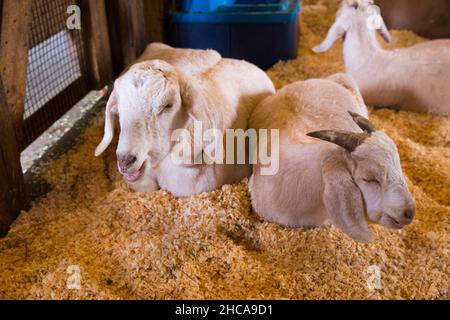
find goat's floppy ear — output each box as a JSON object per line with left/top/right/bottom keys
{"left": 179, "top": 73, "right": 222, "bottom": 160}
{"left": 313, "top": 20, "right": 346, "bottom": 53}
{"left": 322, "top": 153, "right": 373, "bottom": 242}
{"left": 95, "top": 91, "right": 118, "bottom": 157}
{"left": 377, "top": 17, "right": 393, "bottom": 43}
{"left": 307, "top": 130, "right": 368, "bottom": 153}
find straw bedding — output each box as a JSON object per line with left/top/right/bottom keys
{"left": 0, "top": 0, "right": 448, "bottom": 299}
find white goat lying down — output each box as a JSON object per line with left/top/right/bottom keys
{"left": 249, "top": 74, "right": 416, "bottom": 242}
{"left": 95, "top": 43, "right": 275, "bottom": 197}
{"left": 313, "top": 0, "right": 450, "bottom": 116}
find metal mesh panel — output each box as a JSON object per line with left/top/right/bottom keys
{"left": 22, "top": 0, "right": 88, "bottom": 149}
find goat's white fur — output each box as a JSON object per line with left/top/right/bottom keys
{"left": 313, "top": 0, "right": 450, "bottom": 116}
{"left": 249, "top": 73, "right": 415, "bottom": 243}
{"left": 96, "top": 43, "right": 275, "bottom": 197}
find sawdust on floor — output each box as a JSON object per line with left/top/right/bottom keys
{"left": 0, "top": 0, "right": 449, "bottom": 299}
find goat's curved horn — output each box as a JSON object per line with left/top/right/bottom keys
{"left": 307, "top": 130, "right": 369, "bottom": 152}
{"left": 348, "top": 111, "right": 377, "bottom": 134}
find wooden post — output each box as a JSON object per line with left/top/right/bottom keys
{"left": 0, "top": 0, "right": 32, "bottom": 236}
{"left": 143, "top": 0, "right": 168, "bottom": 43}
{"left": 105, "top": 0, "right": 151, "bottom": 74}
{"left": 0, "top": 78, "right": 25, "bottom": 237}
{"left": 81, "top": 0, "right": 114, "bottom": 89}
{"left": 128, "top": 0, "right": 149, "bottom": 59}
{"left": 0, "top": 0, "right": 33, "bottom": 144}
{"left": 116, "top": 0, "right": 149, "bottom": 66}
{"left": 102, "top": 0, "right": 170, "bottom": 76}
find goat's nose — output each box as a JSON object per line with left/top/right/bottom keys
{"left": 118, "top": 154, "right": 137, "bottom": 171}
{"left": 403, "top": 207, "right": 415, "bottom": 221}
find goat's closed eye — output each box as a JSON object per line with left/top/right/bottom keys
{"left": 363, "top": 178, "right": 379, "bottom": 184}
{"left": 152, "top": 103, "right": 172, "bottom": 116}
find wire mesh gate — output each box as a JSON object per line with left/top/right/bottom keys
{"left": 21, "top": 0, "right": 89, "bottom": 150}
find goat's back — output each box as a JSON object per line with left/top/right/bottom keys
{"left": 138, "top": 43, "right": 222, "bottom": 75}
{"left": 250, "top": 77, "right": 368, "bottom": 144}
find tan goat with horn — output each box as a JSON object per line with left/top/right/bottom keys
{"left": 249, "top": 73, "right": 416, "bottom": 242}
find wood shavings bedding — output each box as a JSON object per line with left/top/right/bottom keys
{"left": 0, "top": 0, "right": 448, "bottom": 299}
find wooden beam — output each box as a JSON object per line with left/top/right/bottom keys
{"left": 105, "top": 0, "right": 151, "bottom": 74}
{"left": 82, "top": 0, "right": 113, "bottom": 89}
{"left": 0, "top": 0, "right": 33, "bottom": 144}
{"left": 0, "top": 77, "right": 25, "bottom": 237}
{"left": 0, "top": 0, "right": 3, "bottom": 36}
{"left": 117, "top": 0, "right": 149, "bottom": 66}
{"left": 129, "top": 0, "right": 150, "bottom": 58}
{"left": 143, "top": 0, "right": 167, "bottom": 43}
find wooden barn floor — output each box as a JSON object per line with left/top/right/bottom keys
{"left": 0, "top": 0, "right": 449, "bottom": 299}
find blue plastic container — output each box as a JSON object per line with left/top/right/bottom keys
{"left": 170, "top": 0, "right": 301, "bottom": 69}
{"left": 181, "top": 0, "right": 231, "bottom": 12}
{"left": 181, "top": 0, "right": 282, "bottom": 12}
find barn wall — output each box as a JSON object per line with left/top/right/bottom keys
{"left": 106, "top": 0, "right": 170, "bottom": 77}
{"left": 376, "top": 0, "right": 450, "bottom": 39}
